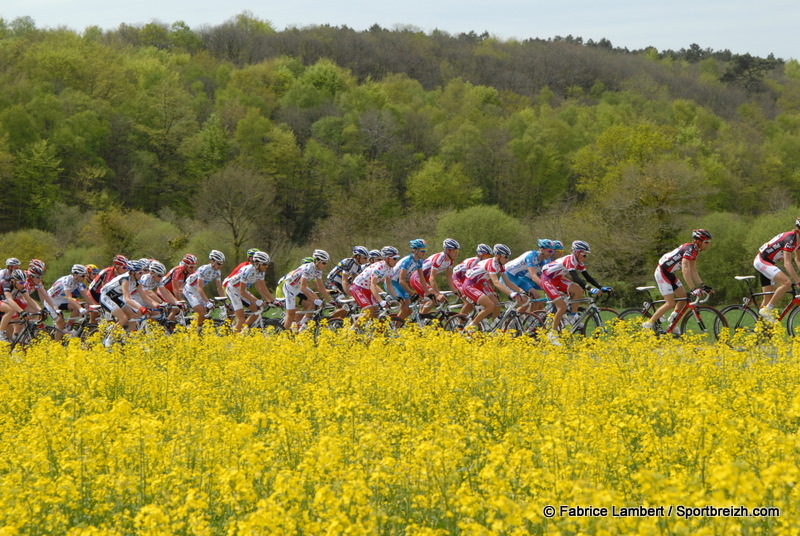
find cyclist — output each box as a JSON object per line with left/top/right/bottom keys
{"left": 755, "top": 220, "right": 800, "bottom": 320}
{"left": 89, "top": 255, "right": 129, "bottom": 305}
{"left": 0, "top": 269, "right": 32, "bottom": 342}
{"left": 389, "top": 239, "right": 431, "bottom": 320}
{"left": 134, "top": 260, "right": 171, "bottom": 319}
{"left": 540, "top": 240, "right": 612, "bottom": 343}
{"left": 461, "top": 244, "right": 526, "bottom": 331}
{"left": 452, "top": 243, "right": 493, "bottom": 316}
{"left": 23, "top": 263, "right": 58, "bottom": 317}
{"left": 223, "top": 251, "right": 276, "bottom": 333}
{"left": 0, "top": 258, "right": 21, "bottom": 283}
{"left": 327, "top": 246, "right": 369, "bottom": 296}
{"left": 161, "top": 254, "right": 197, "bottom": 306}
{"left": 100, "top": 260, "right": 150, "bottom": 346}
{"left": 183, "top": 250, "right": 226, "bottom": 329}
{"left": 46, "top": 264, "right": 94, "bottom": 340}
{"left": 282, "top": 249, "right": 334, "bottom": 330}
{"left": 350, "top": 246, "right": 401, "bottom": 319}
{"left": 643, "top": 229, "right": 713, "bottom": 331}
{"left": 410, "top": 239, "right": 460, "bottom": 314}
{"left": 505, "top": 239, "right": 557, "bottom": 312}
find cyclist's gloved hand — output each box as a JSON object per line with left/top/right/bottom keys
{"left": 601, "top": 286, "right": 613, "bottom": 293}
{"left": 379, "top": 300, "right": 388, "bottom": 309}
{"left": 589, "top": 287, "right": 600, "bottom": 295}
{"left": 139, "top": 306, "right": 148, "bottom": 315}
{"left": 205, "top": 301, "right": 214, "bottom": 310}
{"left": 510, "top": 291, "right": 519, "bottom": 299}
{"left": 313, "top": 298, "right": 323, "bottom": 307}
{"left": 691, "top": 287, "right": 704, "bottom": 297}
{"left": 255, "top": 299, "right": 264, "bottom": 308}
{"left": 701, "top": 284, "right": 714, "bottom": 293}
{"left": 78, "top": 307, "right": 87, "bottom": 316}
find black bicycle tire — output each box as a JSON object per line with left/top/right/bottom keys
{"left": 680, "top": 305, "right": 726, "bottom": 342}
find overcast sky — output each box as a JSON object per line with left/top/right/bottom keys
{"left": 3, "top": 0, "right": 797, "bottom": 60}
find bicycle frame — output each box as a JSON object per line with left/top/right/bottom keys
{"left": 630, "top": 286, "right": 710, "bottom": 335}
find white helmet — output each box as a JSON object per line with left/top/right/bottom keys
{"left": 149, "top": 261, "right": 167, "bottom": 276}
{"left": 312, "top": 249, "right": 330, "bottom": 262}
{"left": 209, "top": 250, "right": 225, "bottom": 264}
{"left": 252, "top": 251, "right": 271, "bottom": 264}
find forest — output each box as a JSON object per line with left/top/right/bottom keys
{"left": 1, "top": 12, "right": 799, "bottom": 302}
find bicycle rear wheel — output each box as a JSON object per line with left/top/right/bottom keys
{"left": 260, "top": 318, "right": 285, "bottom": 336}
{"left": 580, "top": 310, "right": 607, "bottom": 338}
{"left": 617, "top": 308, "right": 649, "bottom": 323}
{"left": 444, "top": 314, "right": 470, "bottom": 332}
{"left": 680, "top": 305, "right": 726, "bottom": 343}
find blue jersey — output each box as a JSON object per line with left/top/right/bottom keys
{"left": 392, "top": 254, "right": 423, "bottom": 282}
{"left": 505, "top": 250, "right": 548, "bottom": 279}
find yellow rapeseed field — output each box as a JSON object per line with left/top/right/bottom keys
{"left": 0, "top": 323, "right": 798, "bottom": 535}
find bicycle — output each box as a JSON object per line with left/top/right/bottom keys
{"left": 713, "top": 276, "right": 800, "bottom": 340}
{"left": 618, "top": 287, "right": 726, "bottom": 343}
{"left": 527, "top": 291, "right": 615, "bottom": 339}
{"left": 8, "top": 311, "right": 50, "bottom": 351}
{"left": 389, "top": 291, "right": 461, "bottom": 329}
{"left": 443, "top": 297, "right": 530, "bottom": 336}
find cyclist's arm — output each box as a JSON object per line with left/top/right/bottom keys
{"left": 444, "top": 266, "right": 458, "bottom": 295}
{"left": 383, "top": 274, "right": 399, "bottom": 300}
{"left": 121, "top": 281, "right": 142, "bottom": 311}
{"left": 526, "top": 266, "right": 542, "bottom": 285}
{"left": 398, "top": 268, "right": 414, "bottom": 296}
{"left": 36, "top": 288, "right": 58, "bottom": 311}
{"left": 784, "top": 251, "right": 800, "bottom": 284}
{"left": 215, "top": 279, "right": 224, "bottom": 299}
{"left": 490, "top": 272, "right": 521, "bottom": 297}
{"left": 253, "top": 279, "right": 275, "bottom": 303}
{"left": 3, "top": 291, "right": 25, "bottom": 314}
{"left": 427, "top": 268, "right": 442, "bottom": 296}
{"left": 80, "top": 288, "right": 97, "bottom": 306}
{"left": 158, "top": 286, "right": 180, "bottom": 306}
{"left": 681, "top": 258, "right": 701, "bottom": 289}
{"left": 314, "top": 278, "right": 332, "bottom": 303}
{"left": 341, "top": 274, "right": 353, "bottom": 298}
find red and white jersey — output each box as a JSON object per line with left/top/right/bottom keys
{"left": 541, "top": 254, "right": 585, "bottom": 279}
{"left": 465, "top": 258, "right": 505, "bottom": 284}
{"left": 759, "top": 231, "right": 798, "bottom": 263}
{"left": 162, "top": 264, "right": 193, "bottom": 293}
{"left": 353, "top": 260, "right": 390, "bottom": 289}
{"left": 658, "top": 243, "right": 698, "bottom": 273}
{"left": 284, "top": 263, "right": 323, "bottom": 289}
{"left": 48, "top": 274, "right": 85, "bottom": 299}
{"left": 453, "top": 256, "right": 480, "bottom": 278}
{"left": 224, "top": 264, "right": 264, "bottom": 290}
{"left": 25, "top": 272, "right": 45, "bottom": 294}
{"left": 420, "top": 252, "right": 453, "bottom": 279}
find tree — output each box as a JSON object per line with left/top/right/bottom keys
{"left": 405, "top": 157, "right": 482, "bottom": 210}
{"left": 193, "top": 165, "right": 275, "bottom": 263}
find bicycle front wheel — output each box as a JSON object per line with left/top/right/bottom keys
{"left": 785, "top": 306, "right": 800, "bottom": 336}
{"left": 716, "top": 304, "right": 759, "bottom": 340}
{"left": 580, "top": 310, "right": 607, "bottom": 338}
{"left": 680, "top": 305, "right": 726, "bottom": 343}
{"left": 444, "top": 314, "right": 470, "bottom": 332}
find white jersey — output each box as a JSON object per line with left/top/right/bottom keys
{"left": 284, "top": 263, "right": 323, "bottom": 290}
{"left": 185, "top": 264, "right": 221, "bottom": 292}
{"left": 138, "top": 273, "right": 165, "bottom": 292}
{"left": 224, "top": 264, "right": 264, "bottom": 290}
{"left": 465, "top": 258, "right": 505, "bottom": 283}
{"left": 101, "top": 272, "right": 139, "bottom": 298}
{"left": 48, "top": 275, "right": 86, "bottom": 299}
{"left": 353, "top": 260, "right": 390, "bottom": 288}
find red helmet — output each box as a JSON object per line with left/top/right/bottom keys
{"left": 182, "top": 253, "right": 198, "bottom": 267}
{"left": 113, "top": 255, "right": 129, "bottom": 268}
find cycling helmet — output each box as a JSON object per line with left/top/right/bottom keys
{"left": 5, "top": 258, "right": 20, "bottom": 267}
{"left": 537, "top": 238, "right": 554, "bottom": 249}
{"left": 493, "top": 244, "right": 512, "bottom": 257}
{"left": 29, "top": 259, "right": 45, "bottom": 271}
{"left": 113, "top": 255, "right": 129, "bottom": 268}
{"left": 182, "top": 253, "right": 197, "bottom": 266}
{"left": 409, "top": 238, "right": 427, "bottom": 250}
{"left": 128, "top": 260, "right": 145, "bottom": 272}
{"left": 10, "top": 269, "right": 25, "bottom": 282}
{"left": 138, "top": 258, "right": 151, "bottom": 271}
{"left": 246, "top": 248, "right": 259, "bottom": 258}
{"left": 353, "top": 246, "right": 369, "bottom": 258}
{"left": 252, "top": 251, "right": 270, "bottom": 265}
{"left": 209, "top": 250, "right": 225, "bottom": 264}
{"left": 149, "top": 261, "right": 167, "bottom": 276}
{"left": 85, "top": 264, "right": 99, "bottom": 276}
{"left": 312, "top": 249, "right": 330, "bottom": 262}
{"left": 301, "top": 256, "right": 314, "bottom": 264}
{"left": 692, "top": 229, "right": 712, "bottom": 241}
{"left": 552, "top": 240, "right": 564, "bottom": 251}
{"left": 71, "top": 264, "right": 88, "bottom": 276}
{"left": 572, "top": 240, "right": 591, "bottom": 253}
{"left": 368, "top": 249, "right": 382, "bottom": 260}
{"left": 28, "top": 265, "right": 44, "bottom": 277}
{"left": 476, "top": 243, "right": 492, "bottom": 255}
{"left": 443, "top": 238, "right": 461, "bottom": 250}
{"left": 796, "top": 218, "right": 800, "bottom": 230}
{"left": 381, "top": 246, "right": 399, "bottom": 258}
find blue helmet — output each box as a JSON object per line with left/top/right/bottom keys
{"left": 381, "top": 246, "right": 399, "bottom": 258}
{"left": 537, "top": 238, "right": 554, "bottom": 249}
{"left": 552, "top": 240, "right": 564, "bottom": 251}
{"left": 409, "top": 238, "right": 427, "bottom": 250}
{"left": 368, "top": 249, "right": 382, "bottom": 260}
{"left": 353, "top": 246, "right": 369, "bottom": 258}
